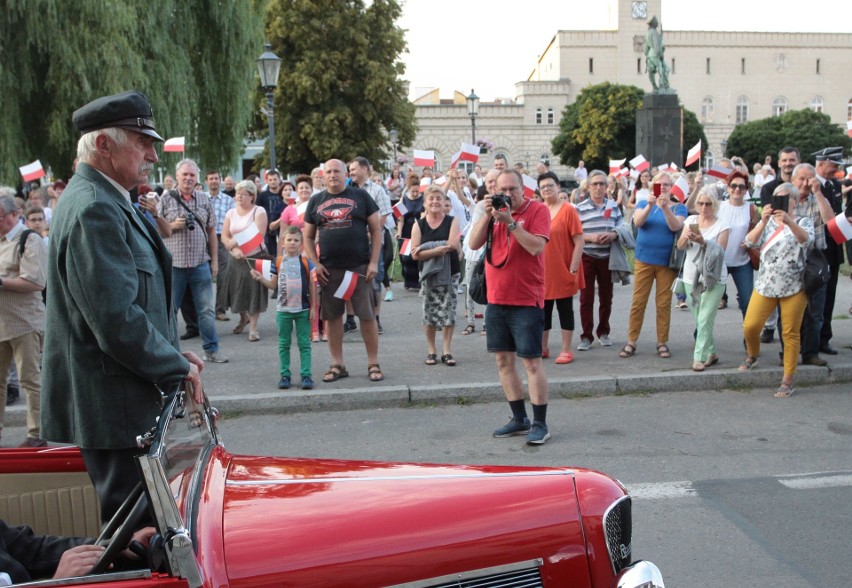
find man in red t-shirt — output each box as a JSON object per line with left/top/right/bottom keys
{"left": 467, "top": 170, "right": 552, "bottom": 445}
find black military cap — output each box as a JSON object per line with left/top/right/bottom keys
{"left": 811, "top": 147, "right": 845, "bottom": 164}
{"left": 72, "top": 90, "right": 164, "bottom": 141}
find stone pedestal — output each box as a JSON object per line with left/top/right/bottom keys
{"left": 636, "top": 93, "right": 682, "bottom": 168}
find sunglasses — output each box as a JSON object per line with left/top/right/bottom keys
{"left": 729, "top": 183, "right": 747, "bottom": 190}
{"left": 696, "top": 201, "right": 713, "bottom": 206}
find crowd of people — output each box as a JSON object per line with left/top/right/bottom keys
{"left": 2, "top": 91, "right": 852, "bottom": 453}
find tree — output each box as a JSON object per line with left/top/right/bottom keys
{"left": 551, "top": 82, "right": 707, "bottom": 172}
{"left": 725, "top": 109, "right": 852, "bottom": 165}
{"left": 258, "top": 0, "right": 416, "bottom": 174}
{"left": 0, "top": 0, "right": 262, "bottom": 185}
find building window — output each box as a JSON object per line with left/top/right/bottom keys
{"left": 637, "top": 58, "right": 642, "bottom": 74}
{"left": 706, "top": 58, "right": 711, "bottom": 75}
{"left": 536, "top": 108, "right": 542, "bottom": 124}
{"left": 741, "top": 58, "right": 746, "bottom": 75}
{"left": 736, "top": 96, "right": 749, "bottom": 124}
{"left": 671, "top": 58, "right": 676, "bottom": 75}
{"left": 589, "top": 58, "right": 594, "bottom": 74}
{"left": 705, "top": 149, "right": 715, "bottom": 170}
{"left": 701, "top": 96, "right": 715, "bottom": 123}
{"left": 810, "top": 96, "right": 824, "bottom": 113}
{"left": 547, "top": 108, "right": 554, "bottom": 124}
{"left": 772, "top": 96, "right": 788, "bottom": 117}
{"left": 816, "top": 59, "right": 821, "bottom": 75}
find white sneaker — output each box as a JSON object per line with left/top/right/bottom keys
{"left": 384, "top": 290, "right": 394, "bottom": 302}
{"left": 577, "top": 338, "right": 592, "bottom": 351}
{"left": 599, "top": 334, "right": 613, "bottom": 346}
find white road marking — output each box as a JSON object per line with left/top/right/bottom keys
{"left": 627, "top": 481, "right": 697, "bottom": 499}
{"left": 628, "top": 471, "right": 852, "bottom": 499}
{"left": 778, "top": 473, "right": 852, "bottom": 490}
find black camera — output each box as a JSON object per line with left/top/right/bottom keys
{"left": 491, "top": 193, "right": 511, "bottom": 211}
{"left": 185, "top": 212, "right": 196, "bottom": 231}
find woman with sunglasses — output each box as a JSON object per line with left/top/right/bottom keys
{"left": 676, "top": 188, "right": 729, "bottom": 371}
{"left": 620, "top": 171, "right": 688, "bottom": 359}
{"left": 716, "top": 170, "right": 760, "bottom": 316}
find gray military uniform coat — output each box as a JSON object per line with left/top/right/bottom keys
{"left": 41, "top": 163, "right": 189, "bottom": 449}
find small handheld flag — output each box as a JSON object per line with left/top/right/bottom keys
{"left": 400, "top": 238, "right": 413, "bottom": 256}
{"left": 413, "top": 150, "right": 435, "bottom": 167}
{"left": 685, "top": 141, "right": 702, "bottom": 167}
{"left": 164, "top": 137, "right": 185, "bottom": 153}
{"left": 392, "top": 200, "right": 408, "bottom": 220}
{"left": 234, "top": 222, "right": 264, "bottom": 254}
{"left": 609, "top": 159, "right": 626, "bottom": 174}
{"left": 669, "top": 175, "right": 690, "bottom": 203}
{"left": 334, "top": 271, "right": 359, "bottom": 300}
{"left": 826, "top": 215, "right": 852, "bottom": 244}
{"left": 522, "top": 174, "right": 538, "bottom": 198}
{"left": 419, "top": 177, "right": 432, "bottom": 193}
{"left": 706, "top": 165, "right": 731, "bottom": 180}
{"left": 19, "top": 160, "right": 45, "bottom": 182}
{"left": 629, "top": 155, "right": 650, "bottom": 172}
{"left": 254, "top": 259, "right": 276, "bottom": 281}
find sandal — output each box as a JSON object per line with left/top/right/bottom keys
{"left": 656, "top": 344, "right": 671, "bottom": 359}
{"left": 542, "top": 349, "right": 550, "bottom": 359}
{"left": 368, "top": 363, "right": 384, "bottom": 382}
{"left": 704, "top": 354, "right": 718, "bottom": 367}
{"left": 619, "top": 343, "right": 636, "bottom": 358}
{"left": 425, "top": 353, "right": 437, "bottom": 365}
{"left": 248, "top": 331, "right": 260, "bottom": 342}
{"left": 738, "top": 356, "right": 757, "bottom": 371}
{"left": 322, "top": 364, "right": 349, "bottom": 382}
{"left": 718, "top": 298, "right": 727, "bottom": 310}
{"left": 461, "top": 325, "right": 476, "bottom": 336}
{"left": 440, "top": 353, "right": 456, "bottom": 366}
{"left": 774, "top": 383, "right": 795, "bottom": 398}
{"left": 691, "top": 361, "right": 705, "bottom": 372}
{"left": 555, "top": 351, "right": 574, "bottom": 364}
{"left": 480, "top": 329, "right": 487, "bottom": 336}
{"left": 232, "top": 315, "right": 249, "bottom": 334}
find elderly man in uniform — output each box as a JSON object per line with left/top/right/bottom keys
{"left": 41, "top": 90, "right": 204, "bottom": 523}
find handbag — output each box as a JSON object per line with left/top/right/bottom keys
{"left": 746, "top": 204, "right": 760, "bottom": 270}
{"left": 803, "top": 247, "right": 830, "bottom": 295}
{"left": 468, "top": 219, "right": 507, "bottom": 305}
{"left": 668, "top": 228, "right": 686, "bottom": 270}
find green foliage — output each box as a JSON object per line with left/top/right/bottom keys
{"left": 258, "top": 0, "right": 416, "bottom": 174}
{"left": 725, "top": 109, "right": 852, "bottom": 165}
{"left": 0, "top": 0, "right": 262, "bottom": 185}
{"left": 552, "top": 82, "right": 707, "bottom": 172}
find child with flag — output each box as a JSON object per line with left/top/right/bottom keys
{"left": 251, "top": 225, "right": 317, "bottom": 390}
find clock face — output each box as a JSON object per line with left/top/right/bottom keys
{"left": 632, "top": 1, "right": 647, "bottom": 19}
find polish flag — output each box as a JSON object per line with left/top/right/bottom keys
{"left": 399, "top": 238, "right": 413, "bottom": 256}
{"left": 413, "top": 150, "right": 435, "bottom": 167}
{"left": 685, "top": 141, "right": 702, "bottom": 167}
{"left": 450, "top": 143, "right": 479, "bottom": 169}
{"left": 603, "top": 202, "right": 616, "bottom": 219}
{"left": 164, "top": 137, "right": 185, "bottom": 153}
{"left": 847, "top": 120, "right": 852, "bottom": 138}
{"left": 658, "top": 162, "right": 678, "bottom": 173}
{"left": 434, "top": 175, "right": 448, "bottom": 186}
{"left": 419, "top": 177, "right": 432, "bottom": 193}
{"left": 669, "top": 174, "right": 690, "bottom": 203}
{"left": 629, "top": 169, "right": 640, "bottom": 180}
{"left": 234, "top": 222, "right": 264, "bottom": 254}
{"left": 522, "top": 174, "right": 538, "bottom": 198}
{"left": 392, "top": 199, "right": 408, "bottom": 220}
{"left": 19, "top": 160, "right": 46, "bottom": 182}
{"left": 609, "top": 159, "right": 626, "bottom": 174}
{"left": 333, "top": 270, "right": 359, "bottom": 300}
{"left": 616, "top": 167, "right": 630, "bottom": 178}
{"left": 706, "top": 165, "right": 731, "bottom": 180}
{"left": 254, "top": 259, "right": 276, "bottom": 281}
{"left": 629, "top": 155, "right": 650, "bottom": 172}
{"left": 826, "top": 214, "right": 852, "bottom": 244}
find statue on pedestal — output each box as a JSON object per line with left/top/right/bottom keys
{"left": 644, "top": 16, "right": 671, "bottom": 93}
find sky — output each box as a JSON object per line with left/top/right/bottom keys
{"left": 397, "top": 0, "right": 852, "bottom": 102}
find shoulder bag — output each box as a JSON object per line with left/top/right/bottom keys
{"left": 468, "top": 219, "right": 507, "bottom": 305}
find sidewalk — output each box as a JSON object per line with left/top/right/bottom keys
{"left": 5, "top": 275, "right": 852, "bottom": 426}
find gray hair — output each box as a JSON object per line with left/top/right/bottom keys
{"left": 0, "top": 186, "right": 16, "bottom": 199}
{"left": 588, "top": 169, "right": 607, "bottom": 182}
{"left": 696, "top": 186, "right": 719, "bottom": 214}
{"left": 0, "top": 194, "right": 20, "bottom": 215}
{"left": 176, "top": 158, "right": 200, "bottom": 175}
{"left": 792, "top": 162, "right": 815, "bottom": 179}
{"left": 77, "top": 128, "right": 129, "bottom": 162}
{"left": 234, "top": 179, "right": 257, "bottom": 199}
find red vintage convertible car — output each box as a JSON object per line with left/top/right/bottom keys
{"left": 0, "top": 390, "right": 663, "bottom": 587}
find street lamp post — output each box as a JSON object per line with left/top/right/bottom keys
{"left": 466, "top": 89, "right": 479, "bottom": 145}
{"left": 256, "top": 43, "right": 282, "bottom": 170}
{"left": 389, "top": 128, "right": 398, "bottom": 168}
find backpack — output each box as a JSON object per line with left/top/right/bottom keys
{"left": 16, "top": 229, "right": 47, "bottom": 302}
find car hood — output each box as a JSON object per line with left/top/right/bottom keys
{"left": 212, "top": 454, "right": 593, "bottom": 587}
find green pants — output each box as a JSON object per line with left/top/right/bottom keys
{"left": 684, "top": 282, "right": 725, "bottom": 363}
{"left": 277, "top": 309, "right": 312, "bottom": 378}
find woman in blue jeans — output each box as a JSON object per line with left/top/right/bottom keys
{"left": 717, "top": 170, "right": 758, "bottom": 318}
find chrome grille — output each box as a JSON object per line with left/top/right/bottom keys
{"left": 603, "top": 495, "right": 632, "bottom": 574}
{"left": 388, "top": 559, "right": 543, "bottom": 588}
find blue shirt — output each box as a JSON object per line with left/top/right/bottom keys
{"left": 635, "top": 200, "right": 687, "bottom": 266}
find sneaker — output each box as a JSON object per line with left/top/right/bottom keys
{"left": 18, "top": 437, "right": 48, "bottom": 448}
{"left": 215, "top": 312, "right": 230, "bottom": 321}
{"left": 384, "top": 290, "right": 394, "bottom": 302}
{"left": 343, "top": 320, "right": 357, "bottom": 333}
{"left": 278, "top": 376, "right": 291, "bottom": 389}
{"left": 599, "top": 334, "right": 613, "bottom": 347}
{"left": 202, "top": 351, "right": 229, "bottom": 363}
{"left": 6, "top": 384, "right": 19, "bottom": 405}
{"left": 180, "top": 331, "right": 199, "bottom": 341}
{"left": 300, "top": 376, "right": 314, "bottom": 390}
{"left": 577, "top": 338, "right": 592, "bottom": 351}
{"left": 760, "top": 329, "right": 774, "bottom": 343}
{"left": 526, "top": 421, "right": 551, "bottom": 445}
{"left": 493, "top": 417, "right": 531, "bottom": 438}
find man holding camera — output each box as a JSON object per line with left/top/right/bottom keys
{"left": 467, "top": 170, "right": 552, "bottom": 445}
{"left": 158, "top": 158, "right": 227, "bottom": 363}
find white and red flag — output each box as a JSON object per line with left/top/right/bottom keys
{"left": 629, "top": 154, "right": 650, "bottom": 172}
{"left": 847, "top": 121, "right": 852, "bottom": 138}
{"left": 827, "top": 214, "right": 852, "bottom": 244}
{"left": 419, "top": 177, "right": 432, "bottom": 193}
{"left": 399, "top": 238, "right": 413, "bottom": 256}
{"left": 669, "top": 174, "right": 690, "bottom": 203}
{"left": 609, "top": 159, "right": 626, "bottom": 174}
{"left": 706, "top": 164, "right": 731, "bottom": 180}
{"left": 761, "top": 225, "right": 786, "bottom": 254}
{"left": 434, "top": 175, "right": 448, "bottom": 186}
{"left": 392, "top": 199, "right": 408, "bottom": 220}
{"left": 450, "top": 143, "right": 480, "bottom": 168}
{"left": 19, "top": 160, "right": 45, "bottom": 182}
{"left": 413, "top": 150, "right": 435, "bottom": 167}
{"left": 233, "top": 222, "right": 264, "bottom": 254}
{"left": 333, "top": 270, "right": 359, "bottom": 300}
{"left": 846, "top": 166, "right": 852, "bottom": 179}
{"left": 615, "top": 167, "right": 630, "bottom": 178}
{"left": 522, "top": 174, "right": 538, "bottom": 198}
{"left": 163, "top": 137, "right": 185, "bottom": 153}
{"left": 685, "top": 141, "right": 702, "bottom": 167}
{"left": 254, "top": 259, "right": 276, "bottom": 281}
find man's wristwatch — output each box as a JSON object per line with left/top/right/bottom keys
{"left": 507, "top": 221, "right": 518, "bottom": 232}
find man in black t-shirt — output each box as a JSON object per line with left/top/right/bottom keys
{"left": 256, "top": 169, "right": 284, "bottom": 256}
{"left": 304, "top": 159, "right": 385, "bottom": 383}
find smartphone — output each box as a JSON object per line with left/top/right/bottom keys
{"left": 653, "top": 183, "right": 662, "bottom": 197}
{"left": 770, "top": 195, "right": 789, "bottom": 213}
{"left": 690, "top": 223, "right": 700, "bottom": 234}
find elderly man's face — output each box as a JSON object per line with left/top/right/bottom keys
{"left": 176, "top": 164, "right": 198, "bottom": 195}
{"left": 496, "top": 172, "right": 524, "bottom": 209}
{"left": 588, "top": 175, "right": 608, "bottom": 203}
{"left": 224, "top": 176, "right": 235, "bottom": 191}
{"left": 0, "top": 209, "right": 21, "bottom": 235}
{"left": 324, "top": 160, "right": 347, "bottom": 193}
{"left": 111, "top": 132, "right": 158, "bottom": 190}
{"left": 793, "top": 166, "right": 815, "bottom": 198}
